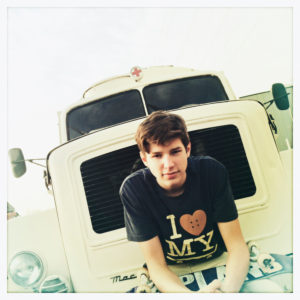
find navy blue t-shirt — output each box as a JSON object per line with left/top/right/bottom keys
{"left": 120, "top": 156, "right": 238, "bottom": 265}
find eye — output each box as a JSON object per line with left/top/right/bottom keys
{"left": 172, "top": 149, "right": 182, "bottom": 155}
{"left": 152, "top": 154, "right": 162, "bottom": 158}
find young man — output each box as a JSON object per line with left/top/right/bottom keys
{"left": 120, "top": 111, "right": 249, "bottom": 293}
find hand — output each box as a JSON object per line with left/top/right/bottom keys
{"left": 219, "top": 280, "right": 239, "bottom": 293}
{"left": 199, "top": 279, "right": 223, "bottom": 293}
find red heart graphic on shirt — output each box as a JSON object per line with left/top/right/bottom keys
{"left": 179, "top": 210, "right": 207, "bottom": 236}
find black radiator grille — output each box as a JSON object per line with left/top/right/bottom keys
{"left": 80, "top": 125, "right": 256, "bottom": 234}
{"left": 189, "top": 125, "right": 256, "bottom": 199}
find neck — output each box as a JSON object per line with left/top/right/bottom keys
{"left": 165, "top": 187, "right": 184, "bottom": 197}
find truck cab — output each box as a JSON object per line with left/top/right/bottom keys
{"left": 7, "top": 66, "right": 292, "bottom": 293}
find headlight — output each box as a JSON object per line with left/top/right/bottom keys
{"left": 8, "top": 251, "right": 44, "bottom": 288}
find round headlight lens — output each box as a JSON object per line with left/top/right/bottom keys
{"left": 9, "top": 251, "right": 44, "bottom": 288}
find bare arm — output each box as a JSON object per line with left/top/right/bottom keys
{"left": 139, "top": 236, "right": 192, "bottom": 293}
{"left": 139, "top": 236, "right": 221, "bottom": 293}
{"left": 218, "top": 218, "right": 250, "bottom": 292}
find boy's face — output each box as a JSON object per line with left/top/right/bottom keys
{"left": 140, "top": 138, "right": 191, "bottom": 197}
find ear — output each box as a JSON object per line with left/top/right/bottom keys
{"left": 186, "top": 142, "right": 191, "bottom": 157}
{"left": 139, "top": 151, "right": 148, "bottom": 167}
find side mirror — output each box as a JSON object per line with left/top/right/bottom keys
{"left": 8, "top": 148, "right": 27, "bottom": 178}
{"left": 272, "top": 83, "right": 290, "bottom": 110}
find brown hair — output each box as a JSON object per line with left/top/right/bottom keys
{"left": 135, "top": 111, "right": 190, "bottom": 153}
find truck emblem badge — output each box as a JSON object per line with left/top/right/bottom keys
{"left": 111, "top": 274, "right": 137, "bottom": 283}
{"left": 130, "top": 66, "right": 143, "bottom": 81}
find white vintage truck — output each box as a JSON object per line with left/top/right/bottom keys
{"left": 8, "top": 66, "right": 293, "bottom": 293}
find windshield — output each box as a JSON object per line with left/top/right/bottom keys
{"left": 143, "top": 75, "right": 228, "bottom": 113}
{"left": 67, "top": 90, "right": 145, "bottom": 140}
{"left": 66, "top": 75, "right": 228, "bottom": 140}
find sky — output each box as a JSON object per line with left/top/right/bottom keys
{"left": 4, "top": 5, "right": 294, "bottom": 215}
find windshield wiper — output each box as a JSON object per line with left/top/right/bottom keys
{"left": 67, "top": 125, "right": 87, "bottom": 135}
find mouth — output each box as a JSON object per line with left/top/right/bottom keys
{"left": 163, "top": 171, "right": 179, "bottom": 179}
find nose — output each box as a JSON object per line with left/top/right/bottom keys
{"left": 162, "top": 155, "right": 175, "bottom": 170}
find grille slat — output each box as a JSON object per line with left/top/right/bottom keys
{"left": 91, "top": 212, "right": 124, "bottom": 227}
{"left": 39, "top": 276, "right": 70, "bottom": 293}
{"left": 81, "top": 125, "right": 256, "bottom": 234}
{"left": 90, "top": 205, "right": 124, "bottom": 217}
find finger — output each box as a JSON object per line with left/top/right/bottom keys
{"left": 208, "top": 279, "right": 222, "bottom": 290}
